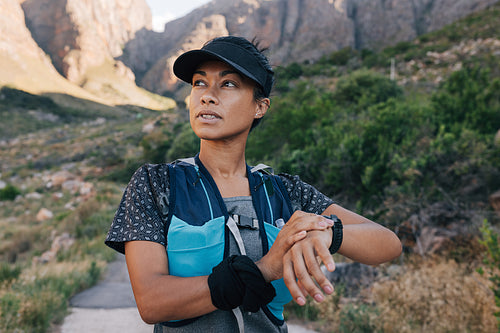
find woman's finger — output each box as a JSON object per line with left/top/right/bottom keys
{"left": 283, "top": 252, "right": 306, "bottom": 305}
{"left": 295, "top": 244, "right": 325, "bottom": 302}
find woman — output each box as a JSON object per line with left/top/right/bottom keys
{"left": 105, "top": 36, "right": 402, "bottom": 332}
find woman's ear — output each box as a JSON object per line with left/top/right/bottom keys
{"left": 255, "top": 98, "right": 270, "bottom": 119}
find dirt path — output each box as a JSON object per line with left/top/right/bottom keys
{"left": 60, "top": 255, "right": 318, "bottom": 332}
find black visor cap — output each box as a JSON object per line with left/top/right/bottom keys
{"left": 173, "top": 40, "right": 273, "bottom": 97}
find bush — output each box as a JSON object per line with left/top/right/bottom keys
{"left": 0, "top": 185, "right": 20, "bottom": 201}
{"left": 338, "top": 304, "right": 378, "bottom": 333}
{"left": 333, "top": 69, "right": 403, "bottom": 110}
{"left": 0, "top": 263, "right": 21, "bottom": 284}
{"left": 0, "top": 261, "right": 103, "bottom": 333}
{"left": 479, "top": 220, "right": 500, "bottom": 322}
{"left": 432, "top": 66, "right": 500, "bottom": 134}
{"left": 321, "top": 47, "right": 358, "bottom": 66}
{"left": 372, "top": 260, "right": 497, "bottom": 332}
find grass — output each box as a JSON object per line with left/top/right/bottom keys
{"left": 0, "top": 260, "right": 102, "bottom": 333}
{"left": 0, "top": 88, "right": 158, "bottom": 331}
{"left": 284, "top": 258, "right": 497, "bottom": 333}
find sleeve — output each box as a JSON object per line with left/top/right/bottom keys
{"left": 278, "top": 173, "right": 334, "bottom": 215}
{"left": 105, "top": 164, "right": 169, "bottom": 254}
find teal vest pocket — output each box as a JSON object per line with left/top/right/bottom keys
{"left": 263, "top": 223, "right": 293, "bottom": 320}
{"left": 167, "top": 215, "right": 225, "bottom": 277}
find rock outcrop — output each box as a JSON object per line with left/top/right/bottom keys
{"left": 0, "top": 0, "right": 92, "bottom": 96}
{"left": 140, "top": 14, "right": 229, "bottom": 94}
{"left": 120, "top": 0, "right": 498, "bottom": 95}
{"left": 2, "top": 0, "right": 497, "bottom": 99}
{"left": 22, "top": 0, "right": 152, "bottom": 84}
{"left": 0, "top": 0, "right": 173, "bottom": 109}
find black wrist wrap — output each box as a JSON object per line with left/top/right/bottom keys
{"left": 208, "top": 255, "right": 276, "bottom": 312}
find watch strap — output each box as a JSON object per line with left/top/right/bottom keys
{"left": 327, "top": 214, "right": 343, "bottom": 254}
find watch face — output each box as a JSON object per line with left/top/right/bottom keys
{"left": 330, "top": 215, "right": 341, "bottom": 223}
{"left": 323, "top": 214, "right": 341, "bottom": 223}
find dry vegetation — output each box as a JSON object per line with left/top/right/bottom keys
{"left": 286, "top": 257, "right": 498, "bottom": 333}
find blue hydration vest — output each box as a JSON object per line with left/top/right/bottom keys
{"left": 163, "top": 155, "right": 294, "bottom": 327}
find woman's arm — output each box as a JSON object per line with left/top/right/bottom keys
{"left": 283, "top": 203, "right": 402, "bottom": 305}
{"left": 329, "top": 203, "right": 402, "bottom": 264}
{"left": 124, "top": 241, "right": 216, "bottom": 324}
{"left": 126, "top": 215, "right": 334, "bottom": 324}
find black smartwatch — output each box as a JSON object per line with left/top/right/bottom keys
{"left": 324, "top": 214, "right": 343, "bottom": 254}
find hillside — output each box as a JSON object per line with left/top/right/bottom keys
{"left": 0, "top": 0, "right": 174, "bottom": 110}
{"left": 1, "top": 0, "right": 496, "bottom": 103}
{"left": 0, "top": 3, "right": 499, "bottom": 333}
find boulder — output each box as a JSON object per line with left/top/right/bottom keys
{"left": 35, "top": 232, "right": 75, "bottom": 263}
{"left": 36, "top": 208, "right": 54, "bottom": 222}
{"left": 324, "top": 262, "right": 380, "bottom": 297}
{"left": 490, "top": 190, "right": 500, "bottom": 213}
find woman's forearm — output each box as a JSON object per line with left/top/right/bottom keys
{"left": 324, "top": 204, "right": 402, "bottom": 265}
{"left": 125, "top": 241, "right": 216, "bottom": 324}
{"left": 339, "top": 222, "right": 402, "bottom": 264}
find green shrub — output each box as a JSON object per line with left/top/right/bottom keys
{"left": 165, "top": 122, "right": 200, "bottom": 162}
{"left": 479, "top": 220, "right": 500, "bottom": 321}
{"left": 0, "top": 261, "right": 103, "bottom": 333}
{"left": 338, "top": 304, "right": 378, "bottom": 333}
{"left": 322, "top": 47, "right": 358, "bottom": 66}
{"left": 0, "top": 263, "right": 21, "bottom": 284}
{"left": 432, "top": 66, "right": 500, "bottom": 134}
{"left": 0, "top": 184, "right": 20, "bottom": 201}
{"left": 333, "top": 69, "right": 403, "bottom": 110}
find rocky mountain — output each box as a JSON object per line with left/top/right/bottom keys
{"left": 1, "top": 0, "right": 498, "bottom": 103}
{"left": 119, "top": 0, "right": 499, "bottom": 95}
{"left": 21, "top": 0, "right": 151, "bottom": 84}
{"left": 0, "top": 0, "right": 172, "bottom": 110}
{"left": 0, "top": 0, "right": 96, "bottom": 100}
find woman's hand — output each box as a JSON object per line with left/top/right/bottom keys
{"left": 255, "top": 211, "right": 333, "bottom": 283}
{"left": 282, "top": 229, "right": 335, "bottom": 306}
{"left": 283, "top": 204, "right": 402, "bottom": 306}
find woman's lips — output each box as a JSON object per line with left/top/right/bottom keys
{"left": 197, "top": 110, "right": 221, "bottom": 121}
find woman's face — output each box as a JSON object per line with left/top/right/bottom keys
{"left": 189, "top": 61, "right": 268, "bottom": 142}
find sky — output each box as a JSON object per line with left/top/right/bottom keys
{"left": 145, "top": 0, "right": 212, "bottom": 32}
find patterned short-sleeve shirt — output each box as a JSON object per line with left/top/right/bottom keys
{"left": 105, "top": 163, "right": 334, "bottom": 254}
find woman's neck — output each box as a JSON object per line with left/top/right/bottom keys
{"left": 198, "top": 140, "right": 251, "bottom": 197}
{"left": 198, "top": 140, "right": 247, "bottom": 179}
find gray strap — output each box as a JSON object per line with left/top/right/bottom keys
{"left": 250, "top": 163, "right": 274, "bottom": 174}
{"left": 176, "top": 157, "right": 196, "bottom": 166}
{"left": 227, "top": 216, "right": 246, "bottom": 255}
{"left": 232, "top": 307, "right": 245, "bottom": 333}
{"left": 227, "top": 217, "right": 246, "bottom": 333}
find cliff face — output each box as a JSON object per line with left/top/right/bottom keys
{"left": 0, "top": 0, "right": 95, "bottom": 98}
{"left": 119, "top": 0, "right": 498, "bottom": 95}
{"left": 1, "top": 0, "right": 497, "bottom": 100}
{"left": 349, "top": 0, "right": 498, "bottom": 50}
{"left": 0, "top": 0, "right": 48, "bottom": 61}
{"left": 21, "top": 0, "right": 152, "bottom": 83}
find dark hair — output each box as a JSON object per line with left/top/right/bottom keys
{"left": 204, "top": 36, "right": 274, "bottom": 130}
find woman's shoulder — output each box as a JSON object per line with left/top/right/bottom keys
{"left": 132, "top": 162, "right": 171, "bottom": 181}
{"left": 277, "top": 173, "right": 334, "bottom": 214}
{"left": 125, "top": 162, "right": 172, "bottom": 195}
{"left": 277, "top": 173, "right": 304, "bottom": 190}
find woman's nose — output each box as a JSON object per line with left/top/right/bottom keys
{"left": 201, "top": 92, "right": 217, "bottom": 105}
{"left": 200, "top": 85, "right": 218, "bottom": 105}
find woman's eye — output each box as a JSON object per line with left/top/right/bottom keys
{"left": 193, "top": 80, "right": 206, "bottom": 86}
{"left": 222, "top": 81, "right": 236, "bottom": 87}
